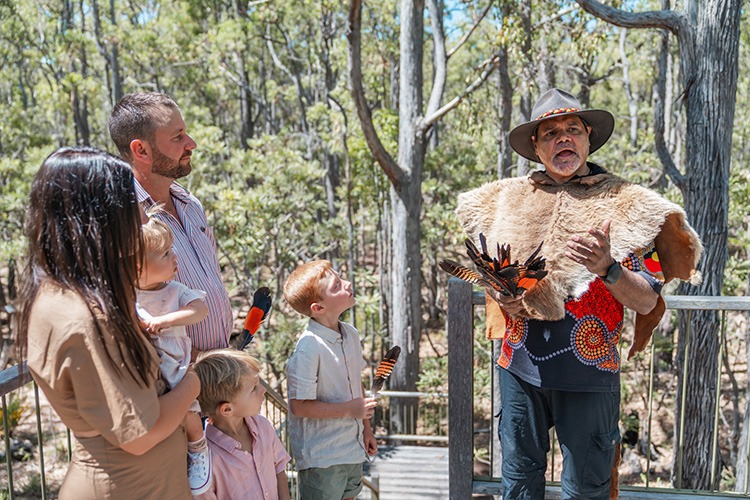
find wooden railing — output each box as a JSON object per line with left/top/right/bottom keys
{"left": 447, "top": 278, "right": 750, "bottom": 499}
{"left": 0, "top": 363, "right": 382, "bottom": 499}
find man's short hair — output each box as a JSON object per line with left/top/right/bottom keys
{"left": 109, "top": 92, "right": 179, "bottom": 159}
{"left": 283, "top": 260, "right": 334, "bottom": 317}
{"left": 193, "top": 349, "right": 262, "bottom": 418}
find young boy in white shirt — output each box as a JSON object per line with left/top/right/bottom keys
{"left": 284, "top": 260, "right": 378, "bottom": 500}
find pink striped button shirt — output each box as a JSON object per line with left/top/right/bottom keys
{"left": 136, "top": 180, "right": 233, "bottom": 350}
{"left": 196, "top": 415, "right": 291, "bottom": 500}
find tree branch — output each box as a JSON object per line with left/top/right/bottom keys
{"left": 574, "top": 0, "right": 686, "bottom": 34}
{"left": 533, "top": 5, "right": 578, "bottom": 29}
{"left": 421, "top": 55, "right": 499, "bottom": 131}
{"left": 574, "top": 0, "right": 696, "bottom": 121}
{"left": 425, "top": 0, "right": 447, "bottom": 119}
{"left": 347, "top": 0, "right": 405, "bottom": 187}
{"left": 446, "top": 0, "right": 494, "bottom": 59}
{"left": 654, "top": 24, "right": 686, "bottom": 191}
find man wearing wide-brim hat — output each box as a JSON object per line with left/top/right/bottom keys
{"left": 456, "top": 88, "right": 702, "bottom": 499}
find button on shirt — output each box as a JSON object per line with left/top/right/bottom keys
{"left": 135, "top": 180, "right": 233, "bottom": 350}
{"left": 287, "top": 320, "right": 368, "bottom": 470}
{"left": 195, "top": 415, "right": 291, "bottom": 500}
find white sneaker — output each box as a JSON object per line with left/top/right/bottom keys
{"left": 188, "top": 447, "right": 212, "bottom": 495}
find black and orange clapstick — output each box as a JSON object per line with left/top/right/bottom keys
{"left": 236, "top": 287, "right": 272, "bottom": 351}
{"left": 370, "top": 345, "right": 401, "bottom": 395}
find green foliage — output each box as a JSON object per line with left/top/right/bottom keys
{"left": 0, "top": 392, "right": 30, "bottom": 439}
{"left": 0, "top": 2, "right": 749, "bottom": 449}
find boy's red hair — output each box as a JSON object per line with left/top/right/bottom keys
{"left": 283, "top": 260, "right": 334, "bottom": 317}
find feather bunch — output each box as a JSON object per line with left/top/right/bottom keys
{"left": 370, "top": 345, "right": 401, "bottom": 395}
{"left": 236, "top": 287, "right": 272, "bottom": 351}
{"left": 440, "top": 233, "right": 548, "bottom": 297}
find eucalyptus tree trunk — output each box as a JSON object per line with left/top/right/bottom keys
{"left": 675, "top": 0, "right": 739, "bottom": 488}
{"left": 349, "top": 0, "right": 497, "bottom": 435}
{"left": 516, "top": 0, "right": 532, "bottom": 176}
{"left": 496, "top": 16, "right": 513, "bottom": 180}
{"left": 107, "top": 0, "right": 122, "bottom": 103}
{"left": 387, "top": 0, "right": 425, "bottom": 435}
{"left": 91, "top": 0, "right": 123, "bottom": 105}
{"left": 576, "top": 0, "right": 742, "bottom": 490}
{"left": 736, "top": 256, "right": 750, "bottom": 492}
{"left": 619, "top": 29, "right": 638, "bottom": 149}
{"left": 321, "top": 6, "right": 339, "bottom": 220}
{"left": 72, "top": 0, "right": 90, "bottom": 146}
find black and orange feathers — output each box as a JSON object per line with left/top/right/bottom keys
{"left": 440, "top": 233, "right": 548, "bottom": 297}
{"left": 370, "top": 345, "right": 401, "bottom": 395}
{"left": 236, "top": 287, "right": 272, "bottom": 351}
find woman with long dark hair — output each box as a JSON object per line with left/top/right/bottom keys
{"left": 16, "top": 147, "right": 199, "bottom": 498}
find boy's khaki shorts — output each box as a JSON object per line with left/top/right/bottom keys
{"left": 298, "top": 463, "right": 364, "bottom": 500}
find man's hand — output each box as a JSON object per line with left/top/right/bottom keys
{"left": 348, "top": 397, "right": 378, "bottom": 419}
{"left": 363, "top": 427, "right": 378, "bottom": 456}
{"left": 488, "top": 289, "right": 525, "bottom": 317}
{"left": 566, "top": 219, "right": 615, "bottom": 276}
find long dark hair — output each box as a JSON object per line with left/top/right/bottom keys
{"left": 16, "top": 147, "right": 153, "bottom": 386}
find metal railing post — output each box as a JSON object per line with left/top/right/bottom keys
{"left": 646, "top": 335, "right": 656, "bottom": 488}
{"left": 676, "top": 309, "right": 692, "bottom": 489}
{"left": 448, "top": 278, "right": 474, "bottom": 500}
{"left": 34, "top": 382, "right": 47, "bottom": 499}
{"left": 3, "top": 394, "right": 14, "bottom": 499}
{"left": 710, "top": 310, "right": 726, "bottom": 490}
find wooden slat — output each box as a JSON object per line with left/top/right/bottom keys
{"left": 474, "top": 291, "right": 750, "bottom": 311}
{"left": 0, "top": 362, "right": 32, "bottom": 396}
{"left": 366, "top": 446, "right": 449, "bottom": 499}
{"left": 448, "top": 278, "right": 474, "bottom": 500}
{"left": 664, "top": 295, "right": 750, "bottom": 311}
{"left": 474, "top": 480, "right": 746, "bottom": 499}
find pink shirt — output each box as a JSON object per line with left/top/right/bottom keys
{"left": 196, "top": 415, "right": 291, "bottom": 500}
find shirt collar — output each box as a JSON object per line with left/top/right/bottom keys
{"left": 307, "top": 319, "right": 344, "bottom": 344}
{"left": 205, "top": 417, "right": 259, "bottom": 454}
{"left": 133, "top": 178, "right": 192, "bottom": 206}
{"left": 530, "top": 162, "right": 609, "bottom": 187}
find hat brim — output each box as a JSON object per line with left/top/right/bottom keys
{"left": 508, "top": 109, "right": 615, "bottom": 163}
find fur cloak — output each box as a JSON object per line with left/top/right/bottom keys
{"left": 456, "top": 168, "right": 702, "bottom": 359}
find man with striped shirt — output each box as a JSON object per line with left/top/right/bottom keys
{"left": 109, "top": 92, "right": 233, "bottom": 353}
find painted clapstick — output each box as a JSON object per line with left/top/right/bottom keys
{"left": 370, "top": 345, "right": 401, "bottom": 396}
{"left": 236, "top": 286, "right": 272, "bottom": 351}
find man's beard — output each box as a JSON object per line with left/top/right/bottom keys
{"left": 151, "top": 146, "right": 192, "bottom": 180}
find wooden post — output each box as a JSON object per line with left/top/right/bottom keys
{"left": 448, "top": 278, "right": 474, "bottom": 499}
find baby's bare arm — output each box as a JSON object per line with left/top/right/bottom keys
{"left": 147, "top": 299, "right": 208, "bottom": 333}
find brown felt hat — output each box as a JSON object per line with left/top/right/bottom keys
{"left": 509, "top": 88, "right": 615, "bottom": 163}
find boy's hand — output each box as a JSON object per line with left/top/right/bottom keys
{"left": 348, "top": 397, "right": 377, "bottom": 419}
{"left": 363, "top": 427, "right": 378, "bottom": 456}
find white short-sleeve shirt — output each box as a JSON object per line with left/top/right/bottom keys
{"left": 286, "top": 319, "right": 368, "bottom": 470}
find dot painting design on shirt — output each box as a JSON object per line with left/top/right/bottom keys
{"left": 566, "top": 279, "right": 623, "bottom": 373}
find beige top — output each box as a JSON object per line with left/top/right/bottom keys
{"left": 26, "top": 282, "right": 190, "bottom": 499}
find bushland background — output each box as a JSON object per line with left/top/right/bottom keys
{"left": 1, "top": 0, "right": 749, "bottom": 493}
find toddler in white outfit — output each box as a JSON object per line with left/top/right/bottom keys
{"left": 136, "top": 212, "right": 212, "bottom": 496}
